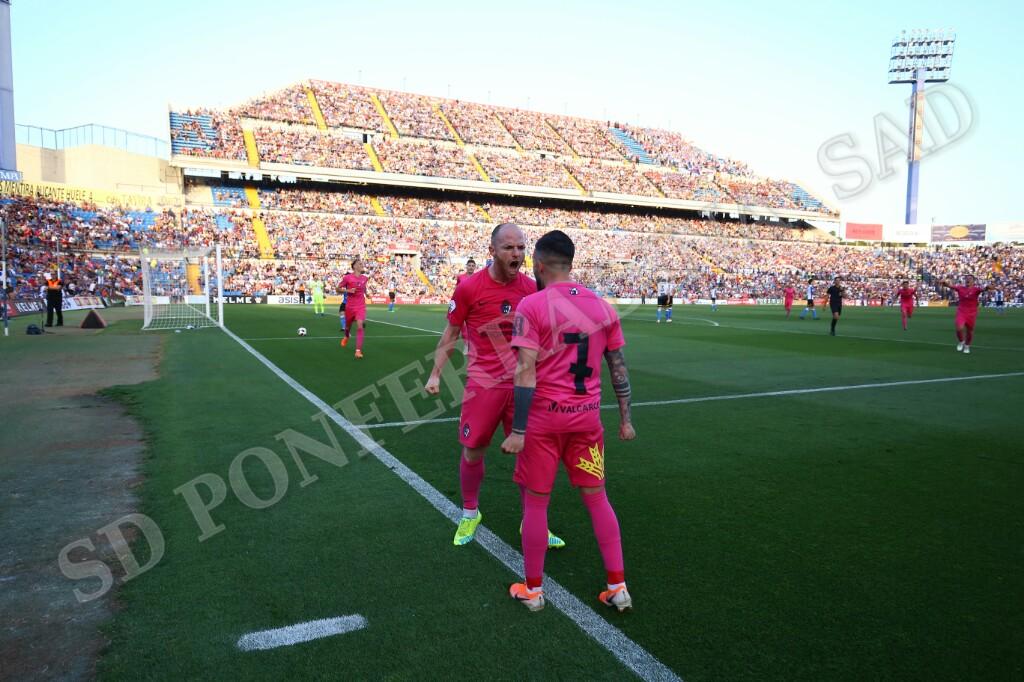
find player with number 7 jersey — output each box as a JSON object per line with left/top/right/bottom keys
{"left": 502, "top": 230, "right": 635, "bottom": 614}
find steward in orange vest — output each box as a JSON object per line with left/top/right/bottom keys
{"left": 45, "top": 273, "right": 64, "bottom": 327}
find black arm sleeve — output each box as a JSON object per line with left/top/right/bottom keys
{"left": 511, "top": 386, "right": 535, "bottom": 434}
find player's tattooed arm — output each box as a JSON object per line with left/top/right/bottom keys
{"left": 604, "top": 348, "right": 632, "bottom": 423}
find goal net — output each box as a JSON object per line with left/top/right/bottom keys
{"left": 140, "top": 247, "right": 222, "bottom": 330}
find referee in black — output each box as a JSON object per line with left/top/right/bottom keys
{"left": 826, "top": 276, "right": 843, "bottom": 336}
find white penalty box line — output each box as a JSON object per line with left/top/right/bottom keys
{"left": 362, "top": 371, "right": 1024, "bottom": 431}
{"left": 221, "top": 325, "right": 682, "bottom": 682}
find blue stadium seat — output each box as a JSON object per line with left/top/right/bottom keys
{"left": 609, "top": 128, "right": 655, "bottom": 164}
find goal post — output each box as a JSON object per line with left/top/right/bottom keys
{"left": 140, "top": 246, "right": 223, "bottom": 330}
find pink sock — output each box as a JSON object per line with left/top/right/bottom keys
{"left": 459, "top": 455, "right": 484, "bottom": 511}
{"left": 901, "top": 311, "right": 907, "bottom": 330}
{"left": 965, "top": 327, "right": 974, "bottom": 345}
{"left": 522, "top": 492, "right": 549, "bottom": 589}
{"left": 956, "top": 329, "right": 964, "bottom": 342}
{"left": 356, "top": 327, "right": 365, "bottom": 350}
{"left": 582, "top": 488, "right": 625, "bottom": 585}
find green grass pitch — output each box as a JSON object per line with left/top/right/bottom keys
{"left": 86, "top": 303, "right": 1022, "bottom": 680}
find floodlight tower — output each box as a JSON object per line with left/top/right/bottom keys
{"left": 888, "top": 28, "right": 956, "bottom": 225}
{"left": 0, "top": 0, "right": 18, "bottom": 182}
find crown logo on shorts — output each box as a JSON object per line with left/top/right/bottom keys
{"left": 575, "top": 443, "right": 605, "bottom": 480}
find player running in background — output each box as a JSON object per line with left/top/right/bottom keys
{"left": 826, "top": 277, "right": 843, "bottom": 336}
{"left": 992, "top": 287, "right": 1007, "bottom": 315}
{"left": 338, "top": 290, "right": 348, "bottom": 332}
{"left": 387, "top": 276, "right": 397, "bottom": 313}
{"left": 501, "top": 230, "right": 635, "bottom": 613}
{"left": 937, "top": 275, "right": 997, "bottom": 354}
{"left": 455, "top": 258, "right": 477, "bottom": 289}
{"left": 897, "top": 280, "right": 918, "bottom": 330}
{"left": 309, "top": 275, "right": 325, "bottom": 317}
{"left": 656, "top": 281, "right": 673, "bottom": 323}
{"left": 425, "top": 224, "right": 565, "bottom": 549}
{"left": 710, "top": 284, "right": 718, "bottom": 312}
{"left": 799, "top": 279, "right": 818, "bottom": 320}
{"left": 783, "top": 283, "right": 796, "bottom": 317}
{"left": 340, "top": 259, "right": 369, "bottom": 358}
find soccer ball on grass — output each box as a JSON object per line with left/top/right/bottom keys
{"left": 297, "top": 327, "right": 307, "bottom": 336}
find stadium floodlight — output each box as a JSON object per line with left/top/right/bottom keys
{"left": 889, "top": 28, "right": 956, "bottom": 224}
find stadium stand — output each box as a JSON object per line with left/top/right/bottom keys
{"left": 170, "top": 80, "right": 839, "bottom": 217}
{"left": 4, "top": 190, "right": 1020, "bottom": 306}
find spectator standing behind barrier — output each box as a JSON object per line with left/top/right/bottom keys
{"left": 45, "top": 272, "right": 64, "bottom": 327}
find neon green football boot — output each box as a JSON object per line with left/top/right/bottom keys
{"left": 453, "top": 511, "right": 483, "bottom": 546}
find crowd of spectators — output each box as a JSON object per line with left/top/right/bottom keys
{"left": 234, "top": 85, "right": 314, "bottom": 125}
{"left": 254, "top": 127, "right": 374, "bottom": 170}
{"left": 170, "top": 81, "right": 838, "bottom": 215}
{"left": 474, "top": 150, "right": 577, "bottom": 189}
{"left": 375, "top": 139, "right": 479, "bottom": 181}
{"left": 614, "top": 124, "right": 753, "bottom": 176}
{"left": 568, "top": 159, "right": 662, "bottom": 196}
{"left": 170, "top": 109, "right": 247, "bottom": 161}
{"left": 258, "top": 188, "right": 376, "bottom": 215}
{"left": 495, "top": 109, "right": 572, "bottom": 154}
{"left": 6, "top": 193, "right": 1020, "bottom": 306}
{"left": 645, "top": 171, "right": 725, "bottom": 203}
{"left": 379, "top": 91, "right": 453, "bottom": 141}
{"left": 547, "top": 117, "right": 623, "bottom": 160}
{"left": 379, "top": 196, "right": 482, "bottom": 222}
{"left": 441, "top": 101, "right": 518, "bottom": 148}
{"left": 309, "top": 80, "right": 387, "bottom": 132}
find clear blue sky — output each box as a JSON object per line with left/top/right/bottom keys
{"left": 9, "top": 0, "right": 1023, "bottom": 224}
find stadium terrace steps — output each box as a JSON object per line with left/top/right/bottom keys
{"left": 415, "top": 268, "right": 435, "bottom": 294}
{"left": 305, "top": 86, "right": 328, "bottom": 131}
{"left": 544, "top": 120, "right": 579, "bottom": 158}
{"left": 432, "top": 103, "right": 465, "bottom": 146}
{"left": 493, "top": 113, "right": 526, "bottom": 153}
{"left": 251, "top": 215, "right": 275, "bottom": 259}
{"left": 369, "top": 196, "right": 387, "bottom": 216}
{"left": 242, "top": 129, "right": 260, "bottom": 167}
{"left": 792, "top": 184, "right": 824, "bottom": 210}
{"left": 609, "top": 127, "right": 656, "bottom": 164}
{"left": 468, "top": 154, "right": 492, "bottom": 182}
{"left": 562, "top": 165, "right": 589, "bottom": 195}
{"left": 370, "top": 93, "right": 400, "bottom": 138}
{"left": 642, "top": 171, "right": 668, "bottom": 197}
{"left": 186, "top": 262, "right": 202, "bottom": 294}
{"left": 243, "top": 187, "right": 262, "bottom": 210}
{"left": 364, "top": 142, "right": 385, "bottom": 172}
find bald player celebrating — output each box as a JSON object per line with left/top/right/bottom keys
{"left": 425, "top": 224, "right": 566, "bottom": 549}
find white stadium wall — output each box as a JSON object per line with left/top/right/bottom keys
{"left": 17, "top": 143, "right": 182, "bottom": 198}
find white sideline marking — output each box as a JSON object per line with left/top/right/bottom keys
{"left": 365, "top": 317, "right": 443, "bottom": 335}
{"left": 244, "top": 334, "right": 439, "bottom": 341}
{"left": 360, "top": 371, "right": 1024, "bottom": 430}
{"left": 236, "top": 615, "right": 367, "bottom": 651}
{"left": 221, "top": 326, "right": 681, "bottom": 682}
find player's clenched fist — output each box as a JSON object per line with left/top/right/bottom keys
{"left": 619, "top": 422, "right": 636, "bottom": 441}
{"left": 500, "top": 433, "right": 525, "bottom": 454}
{"left": 424, "top": 375, "right": 441, "bottom": 395}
